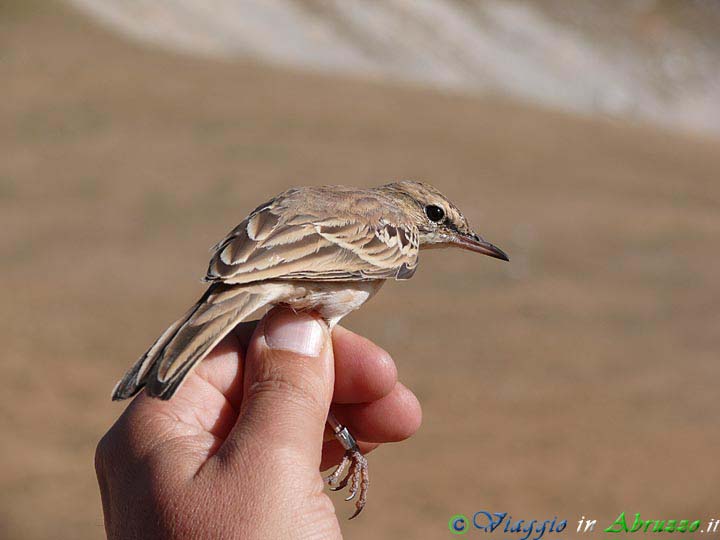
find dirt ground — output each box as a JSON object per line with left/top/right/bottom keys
{"left": 2, "top": 2, "right": 719, "bottom": 539}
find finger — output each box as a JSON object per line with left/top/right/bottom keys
{"left": 320, "top": 440, "right": 379, "bottom": 472}
{"left": 192, "top": 331, "right": 244, "bottom": 412}
{"left": 101, "top": 391, "right": 228, "bottom": 481}
{"left": 172, "top": 320, "right": 262, "bottom": 414}
{"left": 329, "top": 382, "right": 422, "bottom": 443}
{"left": 106, "top": 334, "right": 246, "bottom": 474}
{"left": 159, "top": 330, "right": 247, "bottom": 443}
{"left": 218, "top": 307, "right": 334, "bottom": 468}
{"left": 331, "top": 326, "right": 397, "bottom": 404}
{"left": 191, "top": 322, "right": 396, "bottom": 409}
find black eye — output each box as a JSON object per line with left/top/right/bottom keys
{"left": 425, "top": 204, "right": 445, "bottom": 222}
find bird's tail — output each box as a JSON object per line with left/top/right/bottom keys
{"left": 112, "top": 283, "right": 278, "bottom": 401}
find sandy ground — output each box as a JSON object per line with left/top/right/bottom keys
{"left": 2, "top": 2, "right": 720, "bottom": 539}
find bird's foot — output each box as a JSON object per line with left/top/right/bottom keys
{"left": 325, "top": 448, "right": 369, "bottom": 519}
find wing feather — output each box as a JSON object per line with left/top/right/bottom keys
{"left": 205, "top": 205, "right": 418, "bottom": 284}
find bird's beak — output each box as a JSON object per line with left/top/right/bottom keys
{"left": 451, "top": 233, "right": 509, "bottom": 261}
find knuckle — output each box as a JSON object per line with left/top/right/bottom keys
{"left": 247, "top": 374, "right": 326, "bottom": 413}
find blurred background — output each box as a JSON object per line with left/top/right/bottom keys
{"left": 2, "top": 1, "right": 719, "bottom": 538}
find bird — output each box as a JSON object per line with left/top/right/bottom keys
{"left": 111, "top": 180, "right": 508, "bottom": 518}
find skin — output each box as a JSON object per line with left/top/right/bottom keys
{"left": 95, "top": 307, "right": 422, "bottom": 539}
{"left": 97, "top": 184, "right": 506, "bottom": 537}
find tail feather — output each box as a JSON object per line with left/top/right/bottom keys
{"left": 111, "top": 314, "right": 188, "bottom": 400}
{"left": 112, "top": 283, "right": 279, "bottom": 401}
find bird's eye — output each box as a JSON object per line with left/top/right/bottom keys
{"left": 425, "top": 204, "right": 445, "bottom": 222}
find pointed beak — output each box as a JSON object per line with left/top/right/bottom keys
{"left": 451, "top": 233, "right": 509, "bottom": 261}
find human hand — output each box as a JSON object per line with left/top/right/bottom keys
{"left": 95, "top": 308, "right": 422, "bottom": 539}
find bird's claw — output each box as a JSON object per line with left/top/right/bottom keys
{"left": 325, "top": 448, "right": 369, "bottom": 519}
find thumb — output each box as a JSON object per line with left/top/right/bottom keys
{"left": 232, "top": 307, "right": 334, "bottom": 467}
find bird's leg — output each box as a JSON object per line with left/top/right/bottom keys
{"left": 325, "top": 412, "right": 369, "bottom": 519}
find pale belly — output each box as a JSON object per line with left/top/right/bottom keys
{"left": 277, "top": 280, "right": 385, "bottom": 327}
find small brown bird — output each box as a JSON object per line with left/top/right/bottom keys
{"left": 112, "top": 180, "right": 508, "bottom": 518}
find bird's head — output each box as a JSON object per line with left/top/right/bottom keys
{"left": 380, "top": 180, "right": 509, "bottom": 261}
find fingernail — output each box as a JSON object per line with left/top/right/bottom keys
{"left": 264, "top": 310, "right": 325, "bottom": 357}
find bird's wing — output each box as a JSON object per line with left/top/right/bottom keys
{"left": 205, "top": 204, "right": 419, "bottom": 285}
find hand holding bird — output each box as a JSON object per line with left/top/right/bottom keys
{"left": 96, "top": 311, "right": 420, "bottom": 538}
{"left": 108, "top": 180, "right": 508, "bottom": 519}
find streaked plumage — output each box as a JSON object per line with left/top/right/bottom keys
{"left": 205, "top": 185, "right": 421, "bottom": 285}
{"left": 111, "top": 180, "right": 508, "bottom": 518}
